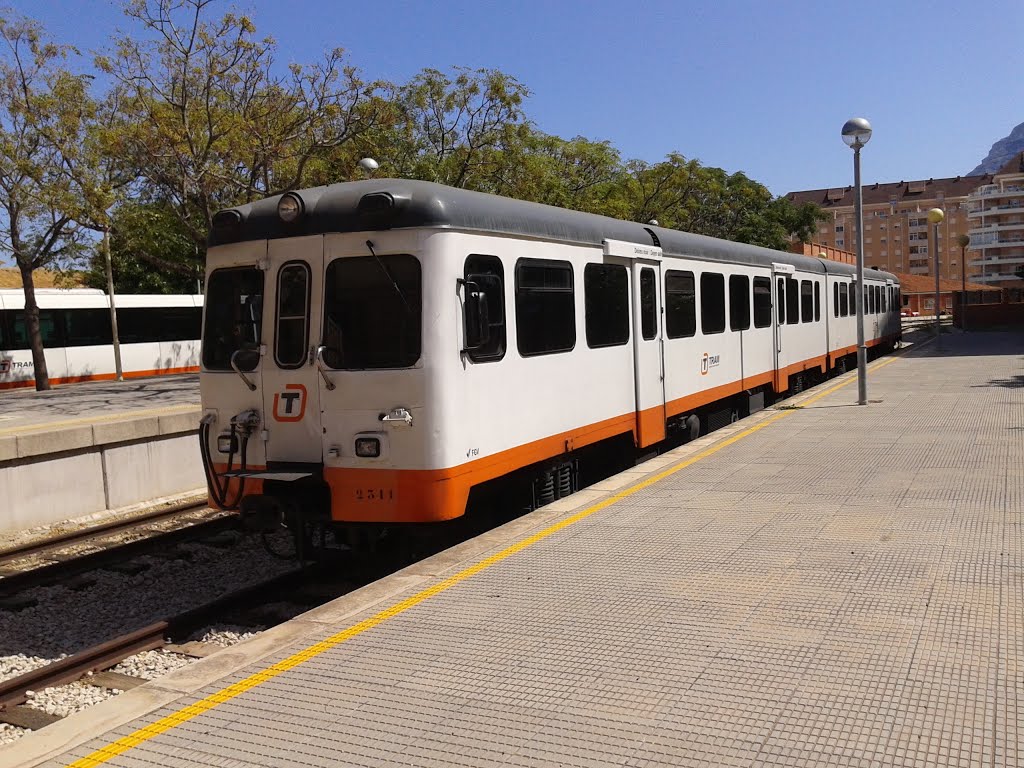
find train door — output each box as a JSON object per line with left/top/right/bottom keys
{"left": 604, "top": 239, "right": 666, "bottom": 447}
{"left": 772, "top": 263, "right": 794, "bottom": 393}
{"left": 260, "top": 236, "right": 324, "bottom": 464}
{"left": 633, "top": 259, "right": 666, "bottom": 446}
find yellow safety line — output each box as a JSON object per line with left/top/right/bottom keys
{"left": 0, "top": 404, "right": 199, "bottom": 439}
{"left": 67, "top": 357, "right": 900, "bottom": 768}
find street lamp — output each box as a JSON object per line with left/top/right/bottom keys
{"left": 956, "top": 233, "right": 970, "bottom": 329}
{"left": 842, "top": 117, "right": 872, "bottom": 405}
{"left": 928, "top": 207, "right": 944, "bottom": 336}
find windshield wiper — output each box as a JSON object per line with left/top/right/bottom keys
{"left": 366, "top": 239, "right": 412, "bottom": 315}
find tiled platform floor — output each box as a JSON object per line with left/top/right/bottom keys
{"left": 0, "top": 374, "right": 197, "bottom": 434}
{"left": 29, "top": 331, "right": 1024, "bottom": 767}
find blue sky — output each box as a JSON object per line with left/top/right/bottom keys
{"left": 18, "top": 0, "right": 1024, "bottom": 196}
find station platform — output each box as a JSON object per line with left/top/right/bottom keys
{"left": 8, "top": 331, "right": 1022, "bottom": 768}
{"left": 0, "top": 375, "right": 201, "bottom": 537}
{"left": 0, "top": 374, "right": 197, "bottom": 437}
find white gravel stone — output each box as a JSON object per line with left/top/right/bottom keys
{"left": 0, "top": 530, "right": 297, "bottom": 745}
{"left": 0, "top": 722, "right": 28, "bottom": 746}
{"left": 112, "top": 649, "right": 195, "bottom": 680}
{"left": 23, "top": 680, "right": 115, "bottom": 718}
{"left": 196, "top": 625, "right": 264, "bottom": 647}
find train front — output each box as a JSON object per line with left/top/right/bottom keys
{"left": 198, "top": 183, "right": 455, "bottom": 552}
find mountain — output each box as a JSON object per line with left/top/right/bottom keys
{"left": 970, "top": 122, "right": 1024, "bottom": 176}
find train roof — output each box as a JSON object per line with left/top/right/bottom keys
{"left": 209, "top": 179, "right": 898, "bottom": 283}
{"left": 0, "top": 290, "right": 203, "bottom": 311}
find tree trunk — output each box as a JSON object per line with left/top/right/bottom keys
{"left": 18, "top": 261, "right": 51, "bottom": 391}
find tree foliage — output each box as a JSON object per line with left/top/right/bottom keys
{"left": 1, "top": 0, "right": 827, "bottom": 307}
{"left": 0, "top": 12, "right": 93, "bottom": 388}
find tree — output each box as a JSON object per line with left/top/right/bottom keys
{"left": 0, "top": 13, "right": 93, "bottom": 390}
{"left": 383, "top": 67, "right": 530, "bottom": 189}
{"left": 97, "top": 0, "right": 384, "bottom": 247}
{"left": 81, "top": 200, "right": 200, "bottom": 293}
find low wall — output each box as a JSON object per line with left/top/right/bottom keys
{"left": 0, "top": 408, "right": 205, "bottom": 535}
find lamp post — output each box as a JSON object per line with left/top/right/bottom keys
{"left": 956, "top": 233, "right": 970, "bottom": 329}
{"left": 842, "top": 117, "right": 872, "bottom": 405}
{"left": 928, "top": 208, "right": 945, "bottom": 336}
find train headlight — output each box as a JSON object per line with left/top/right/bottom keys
{"left": 277, "top": 192, "right": 304, "bottom": 223}
{"left": 354, "top": 437, "right": 381, "bottom": 458}
{"left": 217, "top": 433, "right": 238, "bottom": 454}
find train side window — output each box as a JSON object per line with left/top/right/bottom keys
{"left": 515, "top": 258, "right": 575, "bottom": 357}
{"left": 665, "top": 270, "right": 696, "bottom": 338}
{"left": 0, "top": 310, "right": 9, "bottom": 348}
{"left": 800, "top": 280, "right": 813, "bottom": 323}
{"left": 274, "top": 262, "right": 311, "bottom": 369}
{"left": 833, "top": 283, "right": 840, "bottom": 318}
{"left": 776, "top": 278, "right": 785, "bottom": 324}
{"left": 701, "top": 272, "right": 725, "bottom": 335}
{"left": 881, "top": 286, "right": 887, "bottom": 313}
{"left": 753, "top": 277, "right": 771, "bottom": 328}
{"left": 785, "top": 277, "right": 799, "bottom": 325}
{"left": 64, "top": 309, "right": 113, "bottom": 347}
{"left": 849, "top": 284, "right": 857, "bottom": 316}
{"left": 323, "top": 254, "right": 422, "bottom": 369}
{"left": 640, "top": 268, "right": 657, "bottom": 340}
{"left": 13, "top": 310, "right": 62, "bottom": 350}
{"left": 729, "top": 274, "right": 750, "bottom": 331}
{"left": 584, "top": 263, "right": 629, "bottom": 348}
{"left": 203, "top": 267, "right": 265, "bottom": 371}
{"left": 876, "top": 285, "right": 882, "bottom": 313}
{"left": 839, "top": 283, "right": 848, "bottom": 317}
{"left": 464, "top": 255, "right": 506, "bottom": 362}
{"left": 814, "top": 282, "right": 821, "bottom": 322}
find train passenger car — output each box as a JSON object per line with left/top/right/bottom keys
{"left": 199, "top": 179, "right": 900, "bottom": 542}
{"left": 0, "top": 290, "right": 203, "bottom": 389}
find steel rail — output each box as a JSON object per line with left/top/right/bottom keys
{"left": 0, "top": 500, "right": 212, "bottom": 566}
{"left": 0, "top": 623, "right": 167, "bottom": 711}
{"left": 0, "top": 513, "right": 240, "bottom": 597}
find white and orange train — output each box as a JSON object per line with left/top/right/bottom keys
{"left": 0, "top": 289, "right": 202, "bottom": 389}
{"left": 198, "top": 179, "right": 900, "bottom": 543}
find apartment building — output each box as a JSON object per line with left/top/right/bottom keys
{"left": 966, "top": 153, "right": 1024, "bottom": 288}
{"left": 786, "top": 175, "right": 989, "bottom": 283}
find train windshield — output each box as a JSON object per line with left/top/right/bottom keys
{"left": 202, "top": 267, "right": 264, "bottom": 371}
{"left": 322, "top": 255, "right": 421, "bottom": 369}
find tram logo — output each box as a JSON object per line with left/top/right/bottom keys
{"left": 700, "top": 352, "right": 720, "bottom": 376}
{"left": 0, "top": 356, "right": 11, "bottom": 375}
{"left": 272, "top": 383, "right": 307, "bottom": 422}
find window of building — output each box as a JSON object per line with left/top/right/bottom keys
{"left": 640, "top": 268, "right": 657, "bottom": 341}
{"left": 753, "top": 277, "right": 771, "bottom": 328}
{"left": 665, "top": 270, "right": 696, "bottom": 338}
{"left": 835, "top": 225, "right": 844, "bottom": 233}
{"left": 515, "top": 259, "right": 575, "bottom": 357}
{"left": 323, "top": 254, "right": 422, "bottom": 369}
{"left": 464, "top": 255, "right": 506, "bottom": 361}
{"left": 584, "top": 263, "right": 630, "bottom": 348}
{"left": 701, "top": 272, "right": 726, "bottom": 335}
{"left": 729, "top": 274, "right": 750, "bottom": 331}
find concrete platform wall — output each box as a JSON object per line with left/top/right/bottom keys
{"left": 0, "top": 409, "right": 204, "bottom": 535}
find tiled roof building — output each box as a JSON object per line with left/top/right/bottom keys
{"left": 786, "top": 174, "right": 995, "bottom": 286}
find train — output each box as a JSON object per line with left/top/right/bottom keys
{"left": 198, "top": 179, "right": 901, "bottom": 551}
{"left": 0, "top": 290, "right": 203, "bottom": 389}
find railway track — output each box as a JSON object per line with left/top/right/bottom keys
{"left": 0, "top": 503, "right": 239, "bottom": 598}
{"left": 0, "top": 567, "right": 314, "bottom": 730}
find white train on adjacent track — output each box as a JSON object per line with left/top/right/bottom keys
{"left": 198, "top": 179, "right": 901, "bottom": 544}
{"left": 0, "top": 290, "right": 202, "bottom": 389}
